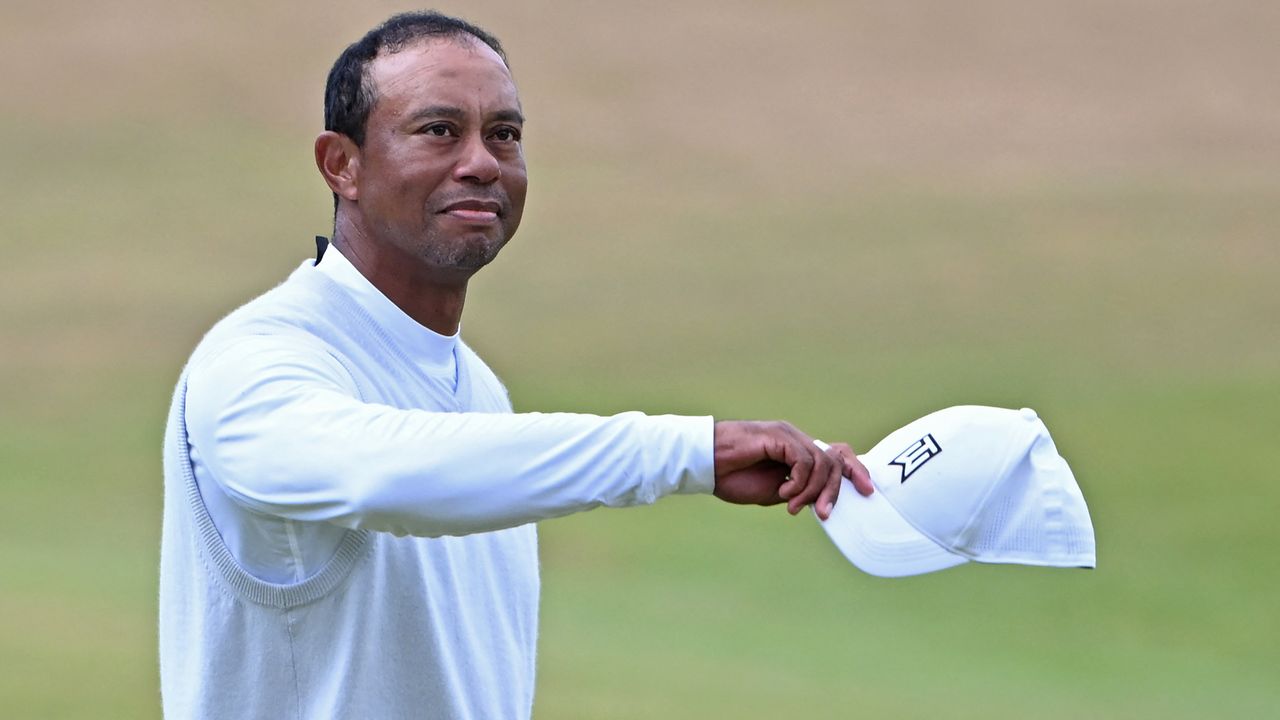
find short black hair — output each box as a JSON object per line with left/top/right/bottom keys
{"left": 324, "top": 11, "right": 507, "bottom": 148}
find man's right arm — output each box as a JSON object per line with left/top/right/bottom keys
{"left": 185, "top": 336, "right": 723, "bottom": 538}
{"left": 186, "top": 335, "right": 871, "bottom": 539}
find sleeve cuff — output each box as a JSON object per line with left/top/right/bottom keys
{"left": 654, "top": 414, "right": 716, "bottom": 496}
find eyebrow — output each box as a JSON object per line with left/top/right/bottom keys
{"left": 407, "top": 105, "right": 525, "bottom": 125}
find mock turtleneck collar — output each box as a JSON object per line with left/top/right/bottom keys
{"left": 314, "top": 241, "right": 459, "bottom": 379}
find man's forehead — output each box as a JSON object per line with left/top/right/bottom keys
{"left": 370, "top": 36, "right": 514, "bottom": 91}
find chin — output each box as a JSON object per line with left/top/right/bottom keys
{"left": 426, "top": 239, "right": 507, "bottom": 273}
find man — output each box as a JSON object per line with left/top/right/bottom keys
{"left": 160, "top": 11, "right": 873, "bottom": 719}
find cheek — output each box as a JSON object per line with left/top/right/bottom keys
{"left": 369, "top": 147, "right": 449, "bottom": 195}
{"left": 504, "top": 163, "right": 529, "bottom": 204}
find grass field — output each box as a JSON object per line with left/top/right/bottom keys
{"left": 2, "top": 1, "right": 1278, "bottom": 718}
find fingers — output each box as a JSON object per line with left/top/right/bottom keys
{"left": 811, "top": 442, "right": 876, "bottom": 520}
{"left": 845, "top": 454, "right": 875, "bottom": 498}
{"left": 786, "top": 442, "right": 838, "bottom": 516}
{"left": 774, "top": 438, "right": 813, "bottom": 502}
{"left": 815, "top": 471, "right": 842, "bottom": 521}
{"left": 713, "top": 420, "right": 873, "bottom": 518}
{"left": 765, "top": 422, "right": 825, "bottom": 511}
{"left": 752, "top": 426, "right": 862, "bottom": 518}
{"left": 828, "top": 442, "right": 875, "bottom": 498}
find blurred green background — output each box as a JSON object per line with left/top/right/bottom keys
{"left": 2, "top": 1, "right": 1277, "bottom": 717}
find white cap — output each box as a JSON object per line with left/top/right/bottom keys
{"left": 816, "top": 405, "right": 1095, "bottom": 577}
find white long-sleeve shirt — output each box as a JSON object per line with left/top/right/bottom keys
{"left": 184, "top": 244, "right": 714, "bottom": 582}
{"left": 186, "top": 244, "right": 456, "bottom": 583}
{"left": 161, "top": 246, "right": 715, "bottom": 719}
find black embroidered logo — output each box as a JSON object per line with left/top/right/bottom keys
{"left": 890, "top": 434, "right": 941, "bottom": 483}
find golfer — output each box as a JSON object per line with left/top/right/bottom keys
{"left": 159, "top": 11, "right": 872, "bottom": 719}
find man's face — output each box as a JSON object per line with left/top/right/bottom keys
{"left": 355, "top": 37, "right": 526, "bottom": 276}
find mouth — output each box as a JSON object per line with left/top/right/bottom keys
{"left": 440, "top": 199, "right": 503, "bottom": 223}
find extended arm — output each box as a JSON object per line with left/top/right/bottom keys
{"left": 186, "top": 338, "right": 714, "bottom": 538}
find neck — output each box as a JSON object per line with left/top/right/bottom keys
{"left": 331, "top": 214, "right": 469, "bottom": 336}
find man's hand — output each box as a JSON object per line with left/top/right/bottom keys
{"left": 713, "top": 421, "right": 874, "bottom": 520}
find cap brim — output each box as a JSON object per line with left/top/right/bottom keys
{"left": 816, "top": 478, "right": 968, "bottom": 578}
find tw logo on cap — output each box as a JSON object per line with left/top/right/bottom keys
{"left": 890, "top": 434, "right": 941, "bottom": 483}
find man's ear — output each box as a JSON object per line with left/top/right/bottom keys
{"left": 315, "top": 131, "right": 361, "bottom": 202}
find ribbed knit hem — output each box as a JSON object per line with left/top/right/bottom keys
{"left": 168, "top": 373, "right": 371, "bottom": 609}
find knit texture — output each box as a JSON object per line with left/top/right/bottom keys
{"left": 160, "top": 264, "right": 539, "bottom": 719}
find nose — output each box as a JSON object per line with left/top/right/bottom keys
{"left": 453, "top": 133, "right": 501, "bottom": 184}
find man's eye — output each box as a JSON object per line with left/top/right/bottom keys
{"left": 421, "top": 124, "right": 452, "bottom": 137}
{"left": 491, "top": 127, "right": 521, "bottom": 142}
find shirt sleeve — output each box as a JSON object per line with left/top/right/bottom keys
{"left": 184, "top": 335, "right": 715, "bottom": 538}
